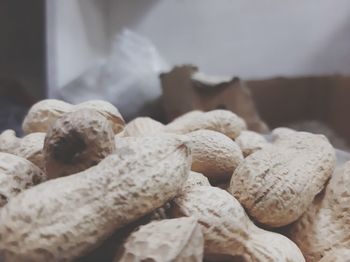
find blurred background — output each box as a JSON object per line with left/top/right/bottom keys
{"left": 1, "top": 0, "right": 350, "bottom": 148}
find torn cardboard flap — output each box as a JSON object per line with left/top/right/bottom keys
{"left": 160, "top": 65, "right": 269, "bottom": 133}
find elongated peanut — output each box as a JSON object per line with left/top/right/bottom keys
{"left": 235, "top": 130, "right": 268, "bottom": 157}
{"left": 165, "top": 110, "right": 246, "bottom": 139}
{"left": 289, "top": 161, "right": 350, "bottom": 262}
{"left": 0, "top": 135, "right": 190, "bottom": 262}
{"left": 0, "top": 152, "right": 46, "bottom": 207}
{"left": 187, "top": 130, "right": 243, "bottom": 182}
{"left": 0, "top": 130, "right": 45, "bottom": 170}
{"left": 44, "top": 108, "right": 116, "bottom": 178}
{"left": 170, "top": 186, "right": 305, "bottom": 261}
{"left": 118, "top": 217, "right": 204, "bottom": 262}
{"left": 122, "top": 117, "right": 164, "bottom": 137}
{"left": 229, "top": 129, "right": 336, "bottom": 227}
{"left": 22, "top": 99, "right": 124, "bottom": 134}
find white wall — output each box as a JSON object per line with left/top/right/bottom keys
{"left": 51, "top": 0, "right": 350, "bottom": 90}
{"left": 50, "top": 0, "right": 109, "bottom": 91}
{"left": 108, "top": 0, "right": 350, "bottom": 79}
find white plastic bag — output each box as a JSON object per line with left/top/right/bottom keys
{"left": 59, "top": 29, "right": 169, "bottom": 119}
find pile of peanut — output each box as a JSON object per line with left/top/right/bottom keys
{"left": 0, "top": 99, "right": 348, "bottom": 262}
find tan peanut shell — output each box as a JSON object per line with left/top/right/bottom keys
{"left": 289, "top": 161, "right": 350, "bottom": 262}
{"left": 0, "top": 152, "right": 46, "bottom": 207}
{"left": 122, "top": 117, "right": 164, "bottom": 137}
{"left": 44, "top": 108, "right": 116, "bottom": 179}
{"left": 22, "top": 99, "right": 124, "bottom": 134}
{"left": 169, "top": 110, "right": 204, "bottom": 126}
{"left": 0, "top": 130, "right": 45, "bottom": 170}
{"left": 171, "top": 186, "right": 305, "bottom": 261}
{"left": 229, "top": 128, "right": 336, "bottom": 227}
{"left": 319, "top": 248, "right": 350, "bottom": 262}
{"left": 235, "top": 130, "right": 268, "bottom": 157}
{"left": 118, "top": 217, "right": 204, "bottom": 262}
{"left": 165, "top": 109, "right": 246, "bottom": 139}
{"left": 187, "top": 130, "right": 243, "bottom": 182}
{"left": 0, "top": 135, "right": 191, "bottom": 262}
{"left": 183, "top": 171, "right": 210, "bottom": 191}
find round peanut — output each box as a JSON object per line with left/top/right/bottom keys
{"left": 44, "top": 108, "right": 116, "bottom": 178}
{"left": 229, "top": 129, "right": 336, "bottom": 227}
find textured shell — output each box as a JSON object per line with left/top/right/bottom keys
{"left": 0, "top": 152, "right": 46, "bottom": 207}
{"left": 169, "top": 111, "right": 204, "bottom": 127}
{"left": 182, "top": 171, "right": 210, "bottom": 191}
{"left": 74, "top": 100, "right": 125, "bottom": 134}
{"left": 122, "top": 117, "right": 164, "bottom": 137}
{"left": 165, "top": 110, "right": 246, "bottom": 139}
{"left": 118, "top": 217, "right": 204, "bottom": 262}
{"left": 0, "top": 129, "right": 19, "bottom": 153}
{"left": 235, "top": 130, "right": 268, "bottom": 157}
{"left": 0, "top": 135, "right": 191, "bottom": 262}
{"left": 22, "top": 99, "right": 73, "bottom": 134}
{"left": 319, "top": 248, "right": 350, "bottom": 262}
{"left": 22, "top": 99, "right": 124, "bottom": 134}
{"left": 0, "top": 130, "right": 45, "bottom": 170}
{"left": 187, "top": 130, "right": 243, "bottom": 182}
{"left": 44, "top": 108, "right": 116, "bottom": 179}
{"left": 229, "top": 129, "right": 336, "bottom": 227}
{"left": 289, "top": 161, "right": 350, "bottom": 262}
{"left": 171, "top": 187, "right": 305, "bottom": 262}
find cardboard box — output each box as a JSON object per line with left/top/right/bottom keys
{"left": 161, "top": 65, "right": 350, "bottom": 146}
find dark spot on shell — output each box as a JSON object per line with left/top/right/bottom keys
{"left": 32, "top": 174, "right": 42, "bottom": 185}
{"left": 0, "top": 194, "right": 8, "bottom": 206}
{"left": 52, "top": 130, "right": 86, "bottom": 164}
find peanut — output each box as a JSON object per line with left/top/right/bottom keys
{"left": 118, "top": 217, "right": 204, "bottom": 262}
{"left": 187, "top": 130, "right": 243, "bottom": 182}
{"left": 183, "top": 171, "right": 210, "bottom": 191}
{"left": 0, "top": 152, "right": 46, "bottom": 207}
{"left": 235, "top": 130, "right": 268, "bottom": 157}
{"left": 289, "top": 161, "right": 350, "bottom": 261}
{"left": 44, "top": 108, "right": 116, "bottom": 178}
{"left": 229, "top": 128, "right": 336, "bottom": 227}
{"left": 0, "top": 135, "right": 190, "bottom": 262}
{"left": 319, "top": 248, "right": 350, "bottom": 262}
{"left": 121, "top": 117, "right": 164, "bottom": 137}
{"left": 0, "top": 130, "right": 45, "bottom": 170}
{"left": 22, "top": 99, "right": 124, "bottom": 134}
{"left": 165, "top": 109, "right": 246, "bottom": 139}
{"left": 170, "top": 186, "right": 305, "bottom": 261}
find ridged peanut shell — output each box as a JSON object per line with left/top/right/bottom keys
{"left": 319, "top": 248, "right": 350, "bottom": 262}
{"left": 122, "top": 117, "right": 164, "bottom": 137}
{"left": 187, "top": 130, "right": 243, "bottom": 182}
{"left": 22, "top": 99, "right": 73, "bottom": 134}
{"left": 118, "top": 217, "right": 204, "bottom": 262}
{"left": 235, "top": 130, "right": 268, "bottom": 157}
{"left": 0, "top": 130, "right": 45, "bottom": 170}
{"left": 289, "top": 161, "right": 350, "bottom": 261}
{"left": 44, "top": 108, "right": 116, "bottom": 179}
{"left": 229, "top": 129, "right": 336, "bottom": 227}
{"left": 182, "top": 171, "right": 210, "bottom": 191}
{"left": 74, "top": 100, "right": 124, "bottom": 134}
{"left": 0, "top": 152, "right": 46, "bottom": 207}
{"left": 170, "top": 186, "right": 305, "bottom": 261}
{"left": 0, "top": 135, "right": 191, "bottom": 262}
{"left": 165, "top": 110, "right": 246, "bottom": 139}
{"left": 22, "top": 99, "right": 124, "bottom": 134}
